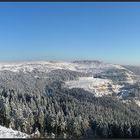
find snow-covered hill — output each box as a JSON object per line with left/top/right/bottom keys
{"left": 0, "top": 125, "right": 29, "bottom": 138}
{"left": 0, "top": 60, "right": 140, "bottom": 138}
{"left": 0, "top": 60, "right": 137, "bottom": 98}
{"left": 0, "top": 60, "right": 126, "bottom": 74}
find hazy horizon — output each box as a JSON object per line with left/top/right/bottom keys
{"left": 0, "top": 59, "right": 139, "bottom": 67}
{"left": 0, "top": 2, "right": 140, "bottom": 65}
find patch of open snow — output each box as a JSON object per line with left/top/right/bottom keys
{"left": 111, "top": 64, "right": 125, "bottom": 70}
{"left": 64, "top": 77, "right": 122, "bottom": 97}
{"left": 121, "top": 99, "right": 132, "bottom": 104}
{"left": 34, "top": 75, "right": 40, "bottom": 79}
{"left": 125, "top": 72, "right": 134, "bottom": 84}
{"left": 0, "top": 125, "right": 29, "bottom": 138}
{"left": 135, "top": 100, "right": 140, "bottom": 107}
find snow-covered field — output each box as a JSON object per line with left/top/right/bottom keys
{"left": 64, "top": 77, "right": 123, "bottom": 97}
{"left": 0, "top": 125, "right": 29, "bottom": 138}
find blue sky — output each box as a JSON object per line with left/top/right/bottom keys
{"left": 0, "top": 2, "right": 140, "bottom": 65}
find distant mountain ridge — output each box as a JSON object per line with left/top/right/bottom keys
{"left": 72, "top": 60, "right": 103, "bottom": 64}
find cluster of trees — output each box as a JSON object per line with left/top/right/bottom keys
{"left": 73, "top": 60, "right": 102, "bottom": 65}
{"left": 0, "top": 69, "right": 140, "bottom": 138}
{"left": 94, "top": 68, "right": 133, "bottom": 84}
{"left": 47, "top": 69, "right": 91, "bottom": 81}
{"left": 123, "top": 65, "right": 140, "bottom": 76}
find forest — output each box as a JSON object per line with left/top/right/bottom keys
{"left": 0, "top": 69, "right": 140, "bottom": 138}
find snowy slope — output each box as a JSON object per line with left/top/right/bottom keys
{"left": 0, "top": 61, "right": 77, "bottom": 73}
{"left": 0, "top": 60, "right": 124, "bottom": 74}
{"left": 0, "top": 60, "right": 135, "bottom": 98}
{"left": 64, "top": 77, "right": 123, "bottom": 97}
{"left": 0, "top": 125, "right": 29, "bottom": 138}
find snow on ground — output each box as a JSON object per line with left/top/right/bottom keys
{"left": 121, "top": 99, "right": 132, "bottom": 105}
{"left": 111, "top": 64, "right": 126, "bottom": 70}
{"left": 0, "top": 61, "right": 136, "bottom": 87}
{"left": 0, "top": 61, "right": 77, "bottom": 73}
{"left": 135, "top": 100, "right": 140, "bottom": 107}
{"left": 125, "top": 72, "right": 135, "bottom": 84}
{"left": 0, "top": 125, "right": 29, "bottom": 138}
{"left": 0, "top": 61, "right": 121, "bottom": 74}
{"left": 64, "top": 77, "right": 123, "bottom": 97}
